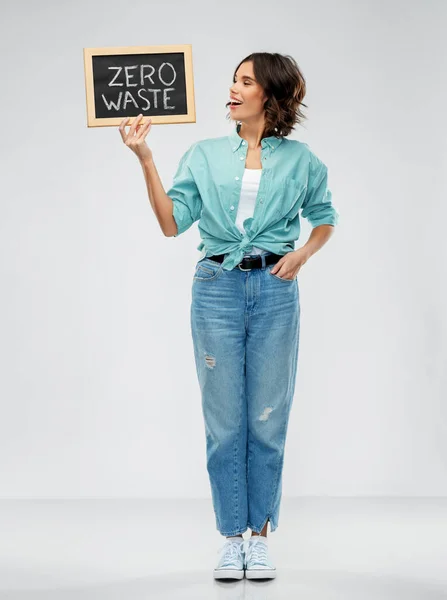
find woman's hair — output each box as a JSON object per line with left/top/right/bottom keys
{"left": 226, "top": 52, "right": 307, "bottom": 138}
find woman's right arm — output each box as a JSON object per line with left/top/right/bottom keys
{"left": 119, "top": 114, "right": 178, "bottom": 237}
{"left": 138, "top": 154, "right": 178, "bottom": 237}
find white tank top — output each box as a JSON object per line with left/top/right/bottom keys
{"left": 235, "top": 168, "right": 268, "bottom": 256}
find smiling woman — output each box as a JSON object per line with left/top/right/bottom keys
{"left": 124, "top": 50, "right": 339, "bottom": 581}
{"left": 225, "top": 52, "right": 307, "bottom": 138}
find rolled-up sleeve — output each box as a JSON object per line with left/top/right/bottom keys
{"left": 301, "top": 152, "right": 339, "bottom": 228}
{"left": 166, "top": 143, "right": 203, "bottom": 237}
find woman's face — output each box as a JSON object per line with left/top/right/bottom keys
{"left": 228, "top": 61, "right": 268, "bottom": 121}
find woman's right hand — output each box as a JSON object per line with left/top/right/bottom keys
{"left": 119, "top": 114, "right": 153, "bottom": 162}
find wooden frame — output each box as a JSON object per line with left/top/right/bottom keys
{"left": 83, "top": 44, "right": 196, "bottom": 127}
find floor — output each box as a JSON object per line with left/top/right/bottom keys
{"left": 0, "top": 497, "right": 445, "bottom": 599}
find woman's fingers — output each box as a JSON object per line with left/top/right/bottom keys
{"left": 128, "top": 114, "right": 144, "bottom": 137}
{"left": 135, "top": 118, "right": 152, "bottom": 140}
{"left": 119, "top": 114, "right": 144, "bottom": 142}
{"left": 118, "top": 116, "right": 130, "bottom": 142}
{"left": 119, "top": 115, "right": 153, "bottom": 161}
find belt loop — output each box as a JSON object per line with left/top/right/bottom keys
{"left": 261, "top": 254, "right": 266, "bottom": 269}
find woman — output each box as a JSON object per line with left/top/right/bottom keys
{"left": 119, "top": 52, "right": 339, "bottom": 581}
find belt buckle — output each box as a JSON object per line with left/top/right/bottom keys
{"left": 238, "top": 261, "right": 252, "bottom": 271}
{"left": 238, "top": 256, "right": 256, "bottom": 271}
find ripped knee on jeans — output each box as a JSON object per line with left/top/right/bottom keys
{"left": 204, "top": 352, "right": 216, "bottom": 369}
{"left": 259, "top": 406, "right": 273, "bottom": 421}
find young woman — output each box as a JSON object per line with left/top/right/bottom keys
{"left": 119, "top": 52, "right": 339, "bottom": 581}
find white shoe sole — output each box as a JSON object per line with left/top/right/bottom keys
{"left": 245, "top": 567, "right": 277, "bottom": 579}
{"left": 213, "top": 568, "right": 244, "bottom": 580}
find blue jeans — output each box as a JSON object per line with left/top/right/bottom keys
{"left": 190, "top": 251, "right": 300, "bottom": 536}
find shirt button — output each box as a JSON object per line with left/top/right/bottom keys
{"left": 259, "top": 198, "right": 263, "bottom": 203}
{"left": 233, "top": 146, "right": 236, "bottom": 150}
{"left": 230, "top": 205, "right": 234, "bottom": 210}
{"left": 240, "top": 156, "right": 244, "bottom": 160}
{"left": 242, "top": 141, "right": 246, "bottom": 145}
{"left": 235, "top": 176, "right": 239, "bottom": 180}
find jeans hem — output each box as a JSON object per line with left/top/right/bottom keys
{"left": 247, "top": 516, "right": 277, "bottom": 534}
{"left": 218, "top": 526, "right": 249, "bottom": 537}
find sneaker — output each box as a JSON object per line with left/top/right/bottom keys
{"left": 213, "top": 538, "right": 245, "bottom": 580}
{"left": 244, "top": 536, "right": 277, "bottom": 579}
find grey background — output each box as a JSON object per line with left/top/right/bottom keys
{"left": 0, "top": 0, "right": 446, "bottom": 498}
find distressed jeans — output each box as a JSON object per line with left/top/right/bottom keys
{"left": 190, "top": 251, "right": 300, "bottom": 536}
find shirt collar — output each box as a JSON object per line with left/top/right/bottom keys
{"left": 229, "top": 122, "right": 283, "bottom": 153}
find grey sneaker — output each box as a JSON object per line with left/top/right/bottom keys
{"left": 213, "top": 538, "right": 245, "bottom": 580}
{"left": 244, "top": 536, "right": 277, "bottom": 579}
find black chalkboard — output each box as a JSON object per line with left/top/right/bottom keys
{"left": 83, "top": 44, "right": 196, "bottom": 127}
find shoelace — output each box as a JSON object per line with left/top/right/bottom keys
{"left": 217, "top": 540, "right": 245, "bottom": 567}
{"left": 244, "top": 537, "right": 268, "bottom": 566}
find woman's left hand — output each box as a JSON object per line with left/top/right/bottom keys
{"left": 270, "top": 248, "right": 309, "bottom": 280}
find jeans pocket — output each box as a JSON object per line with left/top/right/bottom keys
{"left": 193, "top": 259, "right": 224, "bottom": 281}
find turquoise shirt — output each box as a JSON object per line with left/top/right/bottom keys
{"left": 167, "top": 123, "right": 339, "bottom": 271}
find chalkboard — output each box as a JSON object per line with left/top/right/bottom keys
{"left": 83, "top": 44, "right": 196, "bottom": 127}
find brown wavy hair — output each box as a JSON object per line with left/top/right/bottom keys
{"left": 225, "top": 52, "right": 307, "bottom": 138}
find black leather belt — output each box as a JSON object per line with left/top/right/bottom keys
{"left": 207, "top": 253, "right": 283, "bottom": 270}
